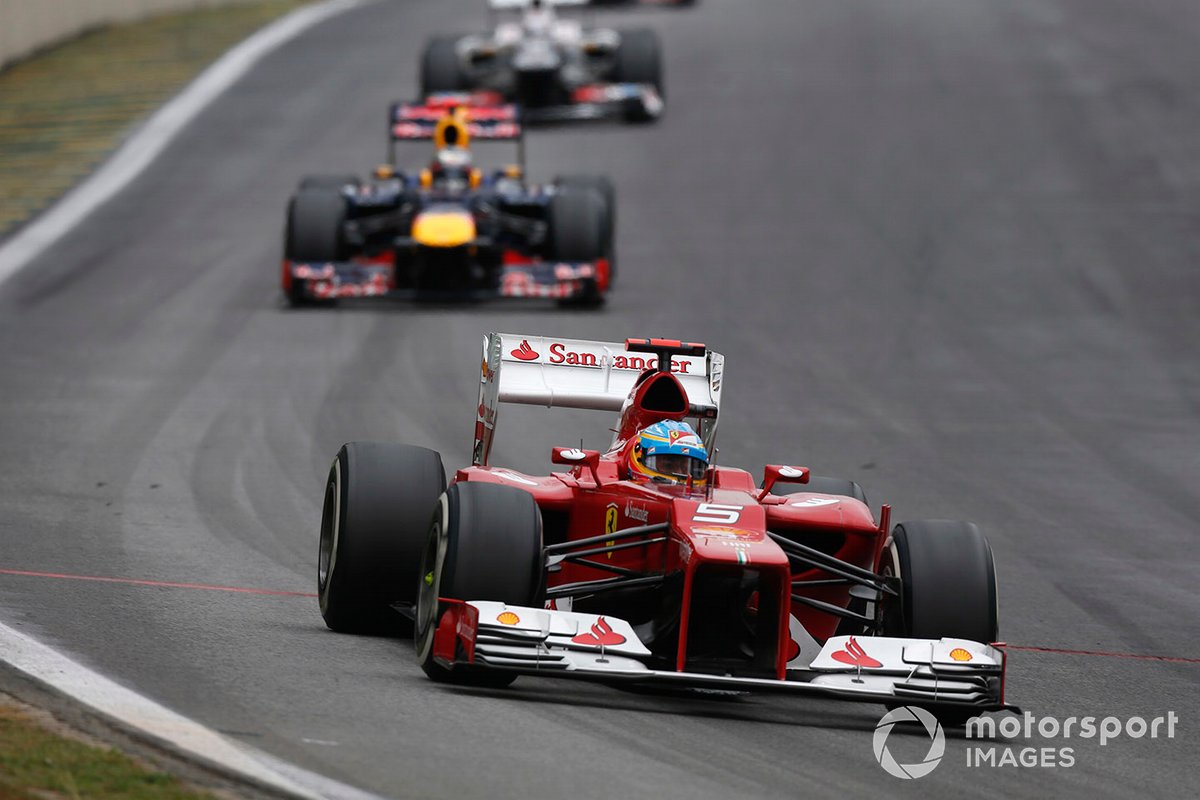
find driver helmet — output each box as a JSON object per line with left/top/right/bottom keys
{"left": 434, "top": 145, "right": 471, "bottom": 171}
{"left": 524, "top": 0, "right": 555, "bottom": 36}
{"left": 427, "top": 111, "right": 474, "bottom": 189}
{"left": 629, "top": 420, "right": 708, "bottom": 486}
{"left": 430, "top": 146, "right": 472, "bottom": 189}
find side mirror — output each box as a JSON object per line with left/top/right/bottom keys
{"left": 757, "top": 464, "right": 810, "bottom": 501}
{"left": 552, "top": 447, "right": 601, "bottom": 484}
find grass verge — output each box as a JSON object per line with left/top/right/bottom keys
{"left": 0, "top": 0, "right": 309, "bottom": 238}
{"left": 0, "top": 694, "right": 217, "bottom": 799}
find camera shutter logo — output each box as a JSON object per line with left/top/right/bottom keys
{"left": 873, "top": 706, "right": 946, "bottom": 779}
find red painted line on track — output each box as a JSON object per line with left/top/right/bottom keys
{"left": 0, "top": 568, "right": 316, "bottom": 598}
{"left": 2, "top": 569, "right": 1198, "bottom": 663}
{"left": 1004, "top": 644, "right": 1200, "bottom": 665}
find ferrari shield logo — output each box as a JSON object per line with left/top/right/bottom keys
{"left": 605, "top": 503, "right": 618, "bottom": 559}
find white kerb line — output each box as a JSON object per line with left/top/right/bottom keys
{"left": 0, "top": 619, "right": 385, "bottom": 799}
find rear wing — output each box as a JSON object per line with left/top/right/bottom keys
{"left": 388, "top": 95, "right": 524, "bottom": 166}
{"left": 473, "top": 332, "right": 725, "bottom": 466}
{"left": 489, "top": 0, "right": 587, "bottom": 8}
{"left": 389, "top": 96, "right": 522, "bottom": 142}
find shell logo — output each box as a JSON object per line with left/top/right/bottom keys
{"left": 497, "top": 611, "right": 521, "bottom": 626}
{"left": 949, "top": 647, "right": 973, "bottom": 662}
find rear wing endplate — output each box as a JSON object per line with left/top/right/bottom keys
{"left": 473, "top": 332, "right": 725, "bottom": 466}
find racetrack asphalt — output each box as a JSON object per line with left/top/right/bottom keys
{"left": 1, "top": 0, "right": 1198, "bottom": 797}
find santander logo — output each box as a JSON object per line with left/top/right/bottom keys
{"left": 510, "top": 339, "right": 539, "bottom": 361}
{"left": 571, "top": 617, "right": 626, "bottom": 647}
{"left": 831, "top": 636, "right": 882, "bottom": 668}
{"left": 506, "top": 339, "right": 694, "bottom": 374}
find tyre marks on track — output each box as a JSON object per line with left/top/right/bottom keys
{"left": 4, "top": 567, "right": 1197, "bottom": 664}
{"left": 0, "top": 567, "right": 315, "bottom": 597}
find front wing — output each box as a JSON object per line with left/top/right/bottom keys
{"left": 283, "top": 259, "right": 606, "bottom": 301}
{"left": 524, "top": 83, "right": 664, "bottom": 123}
{"left": 589, "top": 0, "right": 694, "bottom": 5}
{"left": 432, "top": 600, "right": 1012, "bottom": 711}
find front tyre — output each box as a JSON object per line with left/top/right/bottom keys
{"left": 548, "top": 189, "right": 607, "bottom": 307}
{"left": 318, "top": 442, "right": 446, "bottom": 635}
{"left": 285, "top": 188, "right": 347, "bottom": 263}
{"left": 878, "top": 520, "right": 999, "bottom": 644}
{"left": 415, "top": 483, "right": 544, "bottom": 687}
{"left": 613, "top": 29, "right": 663, "bottom": 122}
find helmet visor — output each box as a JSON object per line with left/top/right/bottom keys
{"left": 643, "top": 453, "right": 707, "bottom": 482}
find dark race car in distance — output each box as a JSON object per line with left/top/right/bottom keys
{"left": 422, "top": 0, "right": 664, "bottom": 124}
{"left": 317, "top": 334, "right": 1014, "bottom": 721}
{"left": 282, "top": 97, "right": 614, "bottom": 305}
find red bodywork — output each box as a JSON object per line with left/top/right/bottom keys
{"left": 451, "top": 350, "right": 888, "bottom": 680}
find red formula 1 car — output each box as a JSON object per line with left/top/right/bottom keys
{"left": 318, "top": 335, "right": 1012, "bottom": 718}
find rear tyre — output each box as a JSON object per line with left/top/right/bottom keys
{"left": 415, "top": 483, "right": 544, "bottom": 687}
{"left": 548, "top": 189, "right": 607, "bottom": 307}
{"left": 779, "top": 475, "right": 868, "bottom": 507}
{"left": 776, "top": 476, "right": 870, "bottom": 634}
{"left": 878, "top": 520, "right": 999, "bottom": 644}
{"left": 318, "top": 442, "right": 446, "bottom": 635}
{"left": 770, "top": 476, "right": 870, "bottom": 634}
{"left": 553, "top": 175, "right": 616, "bottom": 283}
{"left": 613, "top": 29, "right": 663, "bottom": 122}
{"left": 421, "top": 36, "right": 468, "bottom": 95}
{"left": 548, "top": 190, "right": 604, "bottom": 262}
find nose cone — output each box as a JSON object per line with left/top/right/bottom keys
{"left": 412, "top": 209, "right": 476, "bottom": 247}
{"left": 513, "top": 40, "right": 561, "bottom": 73}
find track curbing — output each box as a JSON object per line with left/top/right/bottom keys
{"left": 0, "top": 619, "right": 384, "bottom": 799}
{"left": 0, "top": 2, "right": 387, "bottom": 796}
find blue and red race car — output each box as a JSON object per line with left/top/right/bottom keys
{"left": 282, "top": 96, "right": 614, "bottom": 305}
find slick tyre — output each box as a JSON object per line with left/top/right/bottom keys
{"left": 614, "top": 29, "right": 663, "bottom": 121}
{"left": 553, "top": 174, "right": 616, "bottom": 281}
{"left": 779, "top": 475, "right": 868, "bottom": 507}
{"left": 415, "top": 483, "right": 544, "bottom": 687}
{"left": 549, "top": 189, "right": 607, "bottom": 306}
{"left": 318, "top": 442, "right": 446, "bottom": 635}
{"left": 549, "top": 189, "right": 604, "bottom": 262}
{"left": 285, "top": 188, "right": 347, "bottom": 263}
{"left": 421, "top": 36, "right": 468, "bottom": 95}
{"left": 879, "top": 520, "right": 999, "bottom": 644}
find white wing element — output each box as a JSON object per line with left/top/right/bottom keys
{"left": 472, "top": 332, "right": 725, "bottom": 465}
{"left": 441, "top": 602, "right": 1009, "bottom": 709}
{"left": 489, "top": 0, "right": 588, "bottom": 9}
